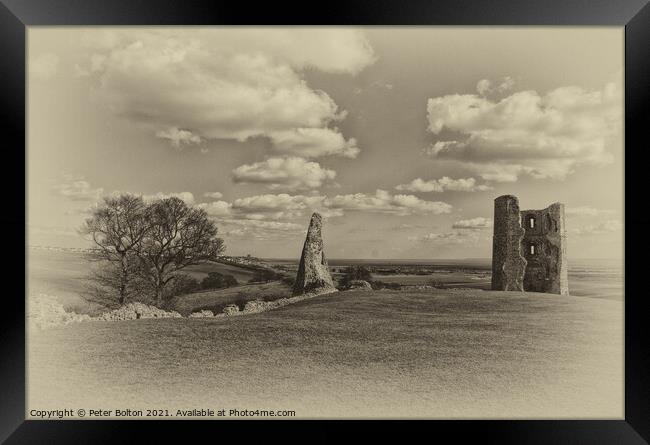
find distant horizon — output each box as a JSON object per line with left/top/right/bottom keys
{"left": 26, "top": 244, "right": 623, "bottom": 263}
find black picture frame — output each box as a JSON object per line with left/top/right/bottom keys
{"left": 2, "top": 0, "right": 648, "bottom": 443}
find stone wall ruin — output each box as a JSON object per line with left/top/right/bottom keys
{"left": 492, "top": 195, "right": 569, "bottom": 295}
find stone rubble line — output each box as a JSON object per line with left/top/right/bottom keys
{"left": 28, "top": 288, "right": 339, "bottom": 330}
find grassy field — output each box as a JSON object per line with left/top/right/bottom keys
{"left": 27, "top": 289, "right": 623, "bottom": 418}
{"left": 170, "top": 281, "right": 292, "bottom": 315}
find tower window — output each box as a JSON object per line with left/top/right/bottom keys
{"left": 530, "top": 244, "right": 535, "bottom": 255}
{"left": 529, "top": 216, "right": 535, "bottom": 228}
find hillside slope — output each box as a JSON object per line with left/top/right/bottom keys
{"left": 170, "top": 281, "right": 292, "bottom": 315}
{"left": 28, "top": 289, "right": 622, "bottom": 418}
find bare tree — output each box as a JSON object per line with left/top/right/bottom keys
{"left": 81, "top": 194, "right": 150, "bottom": 305}
{"left": 81, "top": 254, "right": 160, "bottom": 309}
{"left": 135, "top": 197, "right": 225, "bottom": 306}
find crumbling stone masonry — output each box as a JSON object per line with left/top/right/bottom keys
{"left": 520, "top": 202, "right": 569, "bottom": 295}
{"left": 492, "top": 195, "right": 569, "bottom": 295}
{"left": 292, "top": 212, "right": 336, "bottom": 296}
{"left": 491, "top": 195, "right": 527, "bottom": 291}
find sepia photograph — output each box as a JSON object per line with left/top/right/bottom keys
{"left": 26, "top": 26, "right": 624, "bottom": 419}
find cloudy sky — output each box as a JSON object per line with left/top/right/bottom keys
{"left": 28, "top": 27, "right": 623, "bottom": 259}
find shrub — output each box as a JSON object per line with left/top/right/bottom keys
{"left": 232, "top": 293, "right": 250, "bottom": 311}
{"left": 166, "top": 274, "right": 201, "bottom": 297}
{"left": 201, "top": 272, "right": 238, "bottom": 290}
{"left": 339, "top": 265, "right": 372, "bottom": 288}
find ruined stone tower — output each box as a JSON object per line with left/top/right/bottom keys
{"left": 492, "top": 195, "right": 569, "bottom": 295}
{"left": 292, "top": 212, "right": 336, "bottom": 296}
{"left": 491, "top": 195, "right": 527, "bottom": 291}
{"left": 520, "top": 203, "right": 569, "bottom": 295}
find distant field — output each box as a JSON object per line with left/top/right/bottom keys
{"left": 271, "top": 257, "right": 623, "bottom": 301}
{"left": 183, "top": 261, "right": 258, "bottom": 283}
{"left": 371, "top": 272, "right": 490, "bottom": 289}
{"left": 28, "top": 289, "right": 623, "bottom": 418}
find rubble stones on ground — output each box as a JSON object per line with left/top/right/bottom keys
{"left": 242, "top": 297, "right": 292, "bottom": 313}
{"left": 28, "top": 294, "right": 92, "bottom": 330}
{"left": 243, "top": 300, "right": 270, "bottom": 312}
{"left": 30, "top": 286, "right": 340, "bottom": 329}
{"left": 189, "top": 310, "right": 214, "bottom": 318}
{"left": 347, "top": 280, "right": 372, "bottom": 290}
{"left": 293, "top": 213, "right": 337, "bottom": 296}
{"left": 236, "top": 289, "right": 339, "bottom": 315}
{"left": 222, "top": 304, "right": 240, "bottom": 315}
{"left": 28, "top": 296, "right": 182, "bottom": 328}
{"left": 96, "top": 302, "right": 182, "bottom": 321}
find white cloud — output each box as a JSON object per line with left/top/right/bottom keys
{"left": 571, "top": 220, "right": 622, "bottom": 235}
{"left": 198, "top": 200, "right": 233, "bottom": 217}
{"left": 393, "top": 223, "right": 429, "bottom": 230}
{"left": 155, "top": 127, "right": 202, "bottom": 147}
{"left": 426, "top": 80, "right": 622, "bottom": 181}
{"left": 476, "top": 76, "right": 515, "bottom": 96}
{"left": 355, "top": 80, "right": 395, "bottom": 95}
{"left": 230, "top": 193, "right": 342, "bottom": 220}
{"left": 54, "top": 177, "right": 103, "bottom": 201}
{"left": 452, "top": 217, "right": 492, "bottom": 230}
{"left": 395, "top": 176, "right": 492, "bottom": 193}
{"left": 410, "top": 231, "right": 480, "bottom": 245}
{"left": 269, "top": 128, "right": 359, "bottom": 158}
{"left": 30, "top": 53, "right": 59, "bottom": 80}
{"left": 233, "top": 193, "right": 323, "bottom": 211}
{"left": 142, "top": 191, "right": 195, "bottom": 204}
{"left": 566, "top": 206, "right": 616, "bottom": 217}
{"left": 325, "top": 189, "right": 452, "bottom": 216}
{"left": 78, "top": 29, "right": 373, "bottom": 157}
{"left": 190, "top": 187, "right": 454, "bottom": 243}
{"left": 199, "top": 189, "right": 451, "bottom": 226}
{"left": 203, "top": 191, "right": 223, "bottom": 199}
{"left": 229, "top": 219, "right": 303, "bottom": 231}
{"left": 201, "top": 193, "right": 326, "bottom": 222}
{"left": 475, "top": 79, "right": 491, "bottom": 96}
{"left": 218, "top": 218, "right": 304, "bottom": 240}
{"left": 232, "top": 157, "right": 337, "bottom": 190}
